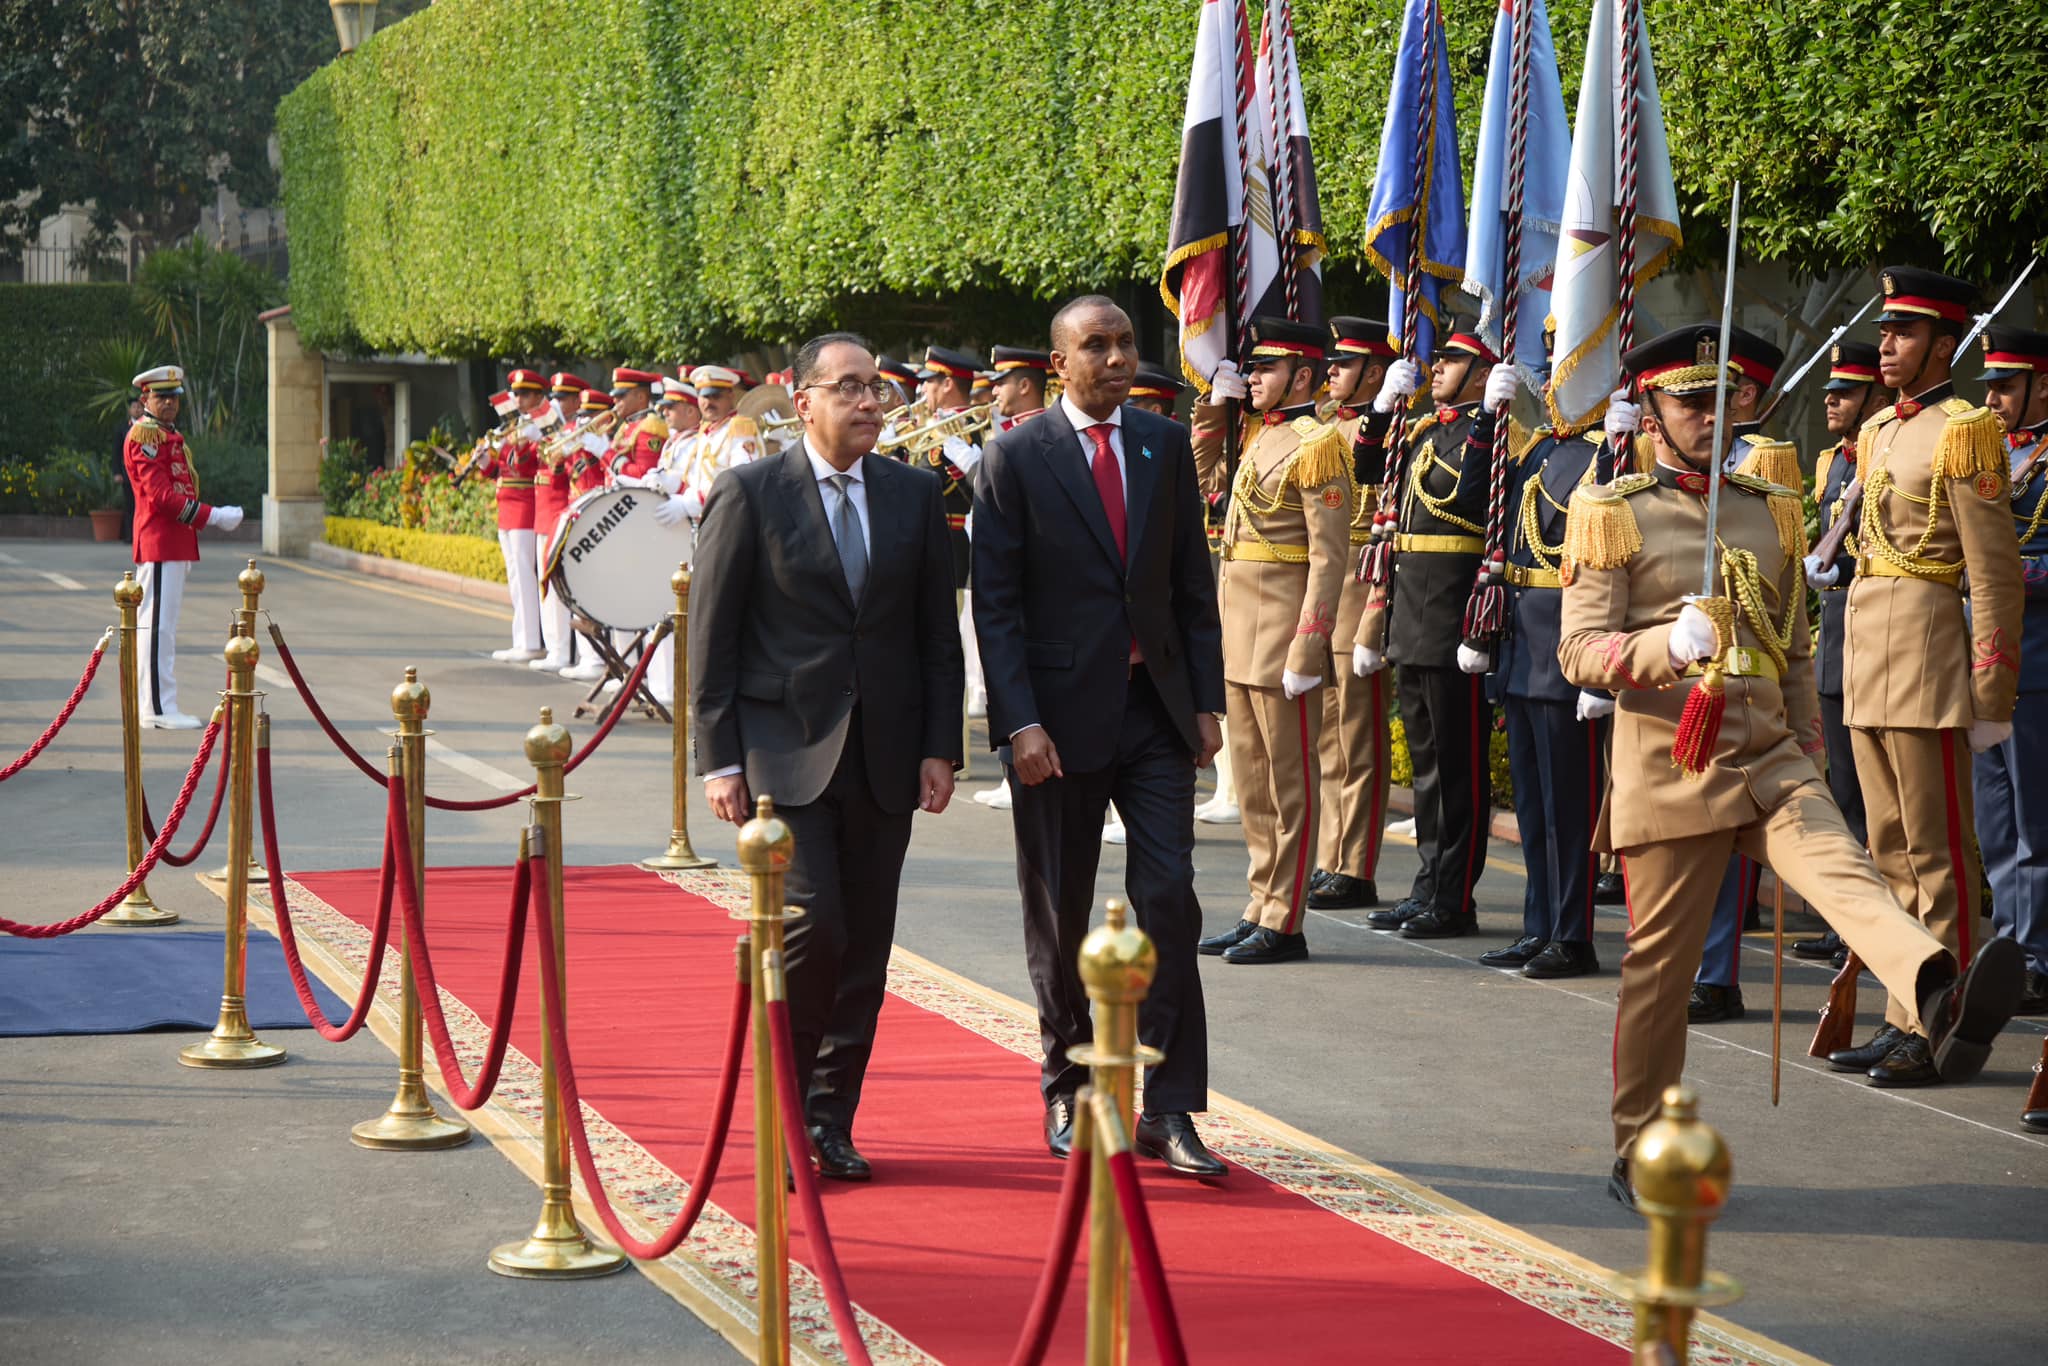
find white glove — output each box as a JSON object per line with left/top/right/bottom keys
{"left": 1603, "top": 390, "right": 1641, "bottom": 444}
{"left": 1208, "top": 360, "right": 1249, "bottom": 402}
{"left": 210, "top": 505, "right": 244, "bottom": 532}
{"left": 1352, "top": 644, "right": 1387, "bottom": 677}
{"left": 582, "top": 432, "right": 609, "bottom": 455}
{"left": 519, "top": 421, "right": 544, "bottom": 443}
{"left": 1456, "top": 643, "right": 1492, "bottom": 675}
{"left": 942, "top": 434, "right": 982, "bottom": 472}
{"left": 1281, "top": 670, "right": 1322, "bottom": 699}
{"left": 1969, "top": 719, "right": 2014, "bottom": 753}
{"left": 1575, "top": 690, "right": 1617, "bottom": 721}
{"left": 1374, "top": 358, "right": 1420, "bottom": 414}
{"left": 1667, "top": 601, "right": 1719, "bottom": 668}
{"left": 681, "top": 487, "right": 706, "bottom": 520}
{"left": 649, "top": 465, "right": 685, "bottom": 495}
{"left": 651, "top": 495, "right": 690, "bottom": 527}
{"left": 1803, "top": 554, "right": 1840, "bottom": 590}
{"left": 1484, "top": 362, "right": 1519, "bottom": 414}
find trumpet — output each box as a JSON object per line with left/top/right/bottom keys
{"left": 454, "top": 419, "right": 517, "bottom": 481}
{"left": 540, "top": 407, "right": 619, "bottom": 466}
{"left": 878, "top": 403, "right": 993, "bottom": 460}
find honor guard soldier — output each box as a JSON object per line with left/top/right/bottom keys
{"left": 1129, "top": 364, "right": 1185, "bottom": 418}
{"left": 1308, "top": 316, "right": 1398, "bottom": 911}
{"left": 124, "top": 365, "right": 244, "bottom": 728}
{"left": 1164, "top": 362, "right": 1241, "bottom": 827}
{"left": 1790, "top": 340, "right": 1884, "bottom": 964}
{"left": 1828, "top": 267, "right": 2026, "bottom": 1083}
{"left": 1720, "top": 327, "right": 1802, "bottom": 486}
{"left": 1973, "top": 327, "right": 2048, "bottom": 1014}
{"left": 479, "top": 367, "right": 546, "bottom": 662}
{"left": 533, "top": 372, "right": 589, "bottom": 676}
{"left": 918, "top": 345, "right": 988, "bottom": 587}
{"left": 989, "top": 346, "right": 1051, "bottom": 433}
{"left": 1351, "top": 325, "right": 1503, "bottom": 940}
{"left": 1558, "top": 325, "right": 2025, "bottom": 1202}
{"left": 1190, "top": 317, "right": 1352, "bottom": 964}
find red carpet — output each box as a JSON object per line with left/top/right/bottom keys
{"left": 293, "top": 864, "right": 1623, "bottom": 1364}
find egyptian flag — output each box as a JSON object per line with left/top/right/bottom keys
{"left": 1161, "top": 0, "right": 1258, "bottom": 393}
{"left": 1542, "top": 0, "right": 1683, "bottom": 432}
{"left": 1248, "top": 0, "right": 1325, "bottom": 327}
{"left": 1363, "top": 0, "right": 1467, "bottom": 364}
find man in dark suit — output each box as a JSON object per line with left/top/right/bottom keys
{"left": 690, "top": 331, "right": 964, "bottom": 1181}
{"left": 973, "top": 295, "right": 1228, "bottom": 1178}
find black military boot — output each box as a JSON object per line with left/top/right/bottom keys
{"left": 1687, "top": 983, "right": 1744, "bottom": 1023}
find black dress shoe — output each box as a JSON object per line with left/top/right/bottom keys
{"left": 1308, "top": 873, "right": 1378, "bottom": 909}
{"left": 1197, "top": 919, "right": 1258, "bottom": 955}
{"left": 1398, "top": 906, "right": 1476, "bottom": 939}
{"left": 1365, "top": 897, "right": 1428, "bottom": 930}
{"left": 1831, "top": 945, "right": 1849, "bottom": 970}
{"left": 1791, "top": 929, "right": 1844, "bottom": 961}
{"left": 1594, "top": 872, "right": 1626, "bottom": 906}
{"left": 1134, "top": 1112, "right": 1228, "bottom": 1180}
{"left": 1223, "top": 926, "right": 1309, "bottom": 965}
{"left": 1866, "top": 1033, "right": 1941, "bottom": 1088}
{"left": 1523, "top": 940, "right": 1599, "bottom": 979}
{"left": 1828, "top": 1022, "right": 1905, "bottom": 1073}
{"left": 1923, "top": 936, "right": 2025, "bottom": 1082}
{"left": 1045, "top": 1094, "right": 1077, "bottom": 1160}
{"left": 1307, "top": 868, "right": 1333, "bottom": 894}
{"left": 2014, "top": 968, "right": 2048, "bottom": 1017}
{"left": 1607, "top": 1156, "right": 1635, "bottom": 1209}
{"left": 2024, "top": 1108, "right": 2048, "bottom": 1134}
{"left": 1478, "top": 935, "right": 1547, "bottom": 968}
{"left": 808, "top": 1124, "right": 872, "bottom": 1182}
{"left": 1688, "top": 982, "right": 1744, "bottom": 1023}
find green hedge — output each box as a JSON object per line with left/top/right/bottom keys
{"left": 324, "top": 516, "right": 507, "bottom": 582}
{"left": 279, "top": 0, "right": 2047, "bottom": 359}
{"left": 0, "top": 284, "right": 143, "bottom": 455}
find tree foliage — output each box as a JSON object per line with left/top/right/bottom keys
{"left": 278, "top": 0, "right": 2048, "bottom": 359}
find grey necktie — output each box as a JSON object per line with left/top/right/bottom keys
{"left": 827, "top": 472, "right": 868, "bottom": 601}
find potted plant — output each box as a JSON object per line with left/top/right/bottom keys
{"left": 78, "top": 453, "right": 124, "bottom": 542}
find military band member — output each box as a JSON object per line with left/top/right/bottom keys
{"left": 1128, "top": 364, "right": 1185, "bottom": 418}
{"left": 478, "top": 368, "right": 546, "bottom": 662}
{"left": 1353, "top": 326, "right": 1503, "bottom": 940}
{"left": 567, "top": 389, "right": 613, "bottom": 496}
{"left": 1558, "top": 325, "right": 2025, "bottom": 1202}
{"left": 918, "top": 345, "right": 987, "bottom": 588}
{"left": 666, "top": 371, "right": 703, "bottom": 440}
{"left": 1191, "top": 317, "right": 1352, "bottom": 964}
{"left": 1973, "top": 326, "right": 2048, "bottom": 1015}
{"left": 1827, "top": 267, "right": 2026, "bottom": 1083}
{"left": 990, "top": 346, "right": 1051, "bottom": 432}
{"left": 1790, "top": 340, "right": 1884, "bottom": 964}
{"left": 532, "top": 372, "right": 589, "bottom": 676}
{"left": 878, "top": 355, "right": 920, "bottom": 412}
{"left": 595, "top": 367, "right": 666, "bottom": 485}
{"left": 668, "top": 365, "right": 762, "bottom": 519}
{"left": 124, "top": 365, "right": 244, "bottom": 728}
{"left": 1308, "top": 316, "right": 1397, "bottom": 911}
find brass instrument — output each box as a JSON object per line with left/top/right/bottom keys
{"left": 877, "top": 402, "right": 993, "bottom": 461}
{"left": 454, "top": 421, "right": 515, "bottom": 481}
{"left": 736, "top": 383, "right": 801, "bottom": 453}
{"left": 539, "top": 407, "right": 619, "bottom": 467}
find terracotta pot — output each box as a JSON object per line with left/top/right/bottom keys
{"left": 88, "top": 508, "right": 123, "bottom": 542}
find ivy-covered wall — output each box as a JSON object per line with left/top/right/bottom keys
{"left": 279, "top": 0, "right": 2048, "bottom": 358}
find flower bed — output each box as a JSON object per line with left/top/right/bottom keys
{"left": 322, "top": 516, "right": 506, "bottom": 583}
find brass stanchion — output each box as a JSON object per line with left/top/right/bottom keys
{"left": 735, "top": 796, "right": 799, "bottom": 1365}
{"left": 641, "top": 565, "right": 715, "bottom": 871}
{"left": 178, "top": 631, "right": 286, "bottom": 1069}
{"left": 105, "top": 571, "right": 178, "bottom": 926}
{"left": 206, "top": 561, "right": 267, "bottom": 887}
{"left": 489, "top": 707, "right": 625, "bottom": 1279}
{"left": 1071, "top": 898, "right": 1160, "bottom": 1366}
{"left": 353, "top": 667, "right": 471, "bottom": 1151}
{"left": 1612, "top": 1085, "right": 1742, "bottom": 1364}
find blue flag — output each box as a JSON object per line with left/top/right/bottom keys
{"left": 1462, "top": 0, "right": 1572, "bottom": 386}
{"left": 1364, "top": 0, "right": 1466, "bottom": 363}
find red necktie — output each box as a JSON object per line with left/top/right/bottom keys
{"left": 1087, "top": 424, "right": 1127, "bottom": 560}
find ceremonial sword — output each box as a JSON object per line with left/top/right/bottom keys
{"left": 1754, "top": 290, "right": 1880, "bottom": 428}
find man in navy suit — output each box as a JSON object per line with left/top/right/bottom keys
{"left": 973, "top": 295, "right": 1229, "bottom": 1178}
{"left": 690, "top": 331, "right": 964, "bottom": 1181}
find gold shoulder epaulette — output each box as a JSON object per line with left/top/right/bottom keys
{"left": 1724, "top": 472, "right": 1791, "bottom": 498}
{"left": 1732, "top": 435, "right": 1801, "bottom": 489}
{"left": 729, "top": 414, "right": 760, "bottom": 437}
{"left": 639, "top": 414, "right": 670, "bottom": 441}
{"left": 1508, "top": 418, "right": 1540, "bottom": 463}
{"left": 1610, "top": 472, "right": 1657, "bottom": 498}
{"left": 1406, "top": 410, "right": 1441, "bottom": 440}
{"left": 1562, "top": 482, "right": 1646, "bottom": 571}
{"left": 1286, "top": 420, "right": 1348, "bottom": 490}
{"left": 1724, "top": 476, "right": 1809, "bottom": 559}
{"left": 1862, "top": 404, "right": 1897, "bottom": 430}
{"left": 1818, "top": 438, "right": 1851, "bottom": 498}
{"left": 1933, "top": 402, "right": 2005, "bottom": 481}
{"left": 126, "top": 416, "right": 160, "bottom": 445}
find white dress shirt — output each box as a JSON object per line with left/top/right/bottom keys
{"left": 1060, "top": 393, "right": 1126, "bottom": 496}
{"left": 806, "top": 437, "right": 871, "bottom": 554}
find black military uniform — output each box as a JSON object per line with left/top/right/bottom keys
{"left": 920, "top": 344, "right": 985, "bottom": 588}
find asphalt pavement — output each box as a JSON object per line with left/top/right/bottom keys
{"left": 2, "top": 538, "right": 2042, "bottom": 1365}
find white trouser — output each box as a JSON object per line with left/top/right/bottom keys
{"left": 646, "top": 632, "right": 675, "bottom": 705}
{"left": 498, "top": 527, "right": 541, "bottom": 651}
{"left": 959, "top": 590, "right": 983, "bottom": 698}
{"left": 536, "top": 529, "right": 573, "bottom": 662}
{"left": 1211, "top": 718, "right": 1237, "bottom": 804}
{"left": 135, "top": 559, "right": 191, "bottom": 719}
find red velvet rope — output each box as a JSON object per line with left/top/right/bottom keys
{"left": 1006, "top": 1120, "right": 1093, "bottom": 1366}
{"left": 0, "top": 631, "right": 111, "bottom": 782}
{"left": 765, "top": 994, "right": 875, "bottom": 1366}
{"left": 0, "top": 717, "right": 221, "bottom": 937}
{"left": 384, "top": 782, "right": 529, "bottom": 1109}
{"left": 141, "top": 721, "right": 230, "bottom": 866}
{"left": 266, "top": 621, "right": 659, "bottom": 810}
{"left": 255, "top": 734, "right": 399, "bottom": 1042}
{"left": 527, "top": 870, "right": 750, "bottom": 1260}
{"left": 1104, "top": 1148, "right": 1190, "bottom": 1366}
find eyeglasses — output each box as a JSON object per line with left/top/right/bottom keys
{"left": 803, "top": 378, "right": 894, "bottom": 404}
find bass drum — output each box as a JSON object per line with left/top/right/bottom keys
{"left": 543, "top": 484, "right": 692, "bottom": 632}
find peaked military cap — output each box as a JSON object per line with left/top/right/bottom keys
{"left": 1977, "top": 327, "right": 2048, "bottom": 382}
{"left": 919, "top": 346, "right": 981, "bottom": 382}
{"left": 1621, "top": 325, "right": 1738, "bottom": 396}
{"left": 1329, "top": 316, "right": 1397, "bottom": 359}
{"left": 1724, "top": 325, "right": 1785, "bottom": 388}
{"left": 1823, "top": 340, "right": 1882, "bottom": 391}
{"left": 1876, "top": 266, "right": 1978, "bottom": 326}
{"left": 990, "top": 345, "right": 1051, "bottom": 375}
{"left": 132, "top": 364, "right": 186, "bottom": 395}
{"left": 1440, "top": 322, "right": 1499, "bottom": 365}
{"left": 1130, "top": 364, "right": 1185, "bottom": 401}
{"left": 1245, "top": 316, "right": 1326, "bottom": 363}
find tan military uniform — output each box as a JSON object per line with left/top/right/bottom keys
{"left": 1195, "top": 402, "right": 1353, "bottom": 930}
{"left": 1318, "top": 407, "right": 1391, "bottom": 881}
{"left": 1559, "top": 463, "right": 1950, "bottom": 1154}
{"left": 1843, "top": 388, "right": 2021, "bottom": 1025}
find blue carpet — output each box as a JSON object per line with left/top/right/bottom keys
{"left": 0, "top": 929, "right": 349, "bottom": 1036}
